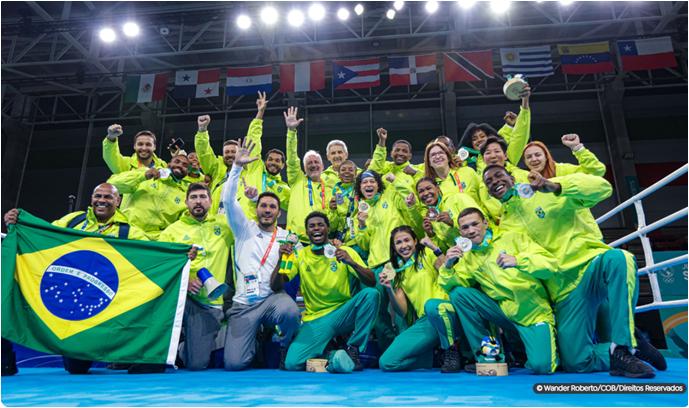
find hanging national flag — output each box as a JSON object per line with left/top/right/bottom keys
{"left": 226, "top": 65, "right": 273, "bottom": 96}
{"left": 500, "top": 45, "right": 554, "bottom": 77}
{"left": 279, "top": 61, "right": 326, "bottom": 93}
{"left": 1, "top": 210, "right": 190, "bottom": 365}
{"left": 174, "top": 69, "right": 220, "bottom": 99}
{"left": 333, "top": 58, "right": 381, "bottom": 90}
{"left": 443, "top": 51, "right": 495, "bottom": 82}
{"left": 617, "top": 37, "right": 677, "bottom": 72}
{"left": 388, "top": 54, "right": 437, "bottom": 86}
{"left": 124, "top": 73, "right": 168, "bottom": 103}
{"left": 558, "top": 41, "right": 615, "bottom": 75}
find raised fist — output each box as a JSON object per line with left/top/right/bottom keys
{"left": 197, "top": 115, "right": 211, "bottom": 132}
{"left": 107, "top": 124, "right": 123, "bottom": 141}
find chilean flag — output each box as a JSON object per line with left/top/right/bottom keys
{"left": 388, "top": 54, "right": 436, "bottom": 86}
{"left": 226, "top": 65, "right": 273, "bottom": 96}
{"left": 333, "top": 58, "right": 380, "bottom": 90}
{"left": 617, "top": 37, "right": 677, "bottom": 72}
{"left": 279, "top": 61, "right": 325, "bottom": 93}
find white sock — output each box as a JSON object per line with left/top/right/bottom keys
{"left": 610, "top": 342, "right": 617, "bottom": 354}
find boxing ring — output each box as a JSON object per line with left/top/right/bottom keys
{"left": 2, "top": 166, "right": 688, "bottom": 406}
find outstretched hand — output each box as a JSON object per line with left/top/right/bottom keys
{"left": 283, "top": 106, "right": 304, "bottom": 131}
{"left": 235, "top": 138, "right": 259, "bottom": 167}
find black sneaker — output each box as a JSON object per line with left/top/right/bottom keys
{"left": 279, "top": 346, "right": 288, "bottom": 371}
{"left": 634, "top": 329, "right": 667, "bottom": 371}
{"left": 441, "top": 346, "right": 462, "bottom": 373}
{"left": 345, "top": 345, "right": 363, "bottom": 371}
{"left": 610, "top": 346, "right": 655, "bottom": 379}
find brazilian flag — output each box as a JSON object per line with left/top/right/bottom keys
{"left": 1, "top": 210, "right": 191, "bottom": 365}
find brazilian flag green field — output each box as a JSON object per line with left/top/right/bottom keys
{"left": 1, "top": 210, "right": 191, "bottom": 365}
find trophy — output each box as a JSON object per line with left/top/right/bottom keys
{"left": 516, "top": 183, "right": 535, "bottom": 199}
{"left": 475, "top": 336, "right": 508, "bottom": 376}
{"left": 503, "top": 74, "right": 528, "bottom": 101}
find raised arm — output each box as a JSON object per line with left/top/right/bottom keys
{"left": 223, "top": 139, "right": 259, "bottom": 236}
{"left": 107, "top": 168, "right": 154, "bottom": 194}
{"left": 284, "top": 106, "right": 305, "bottom": 186}
{"left": 505, "top": 86, "right": 532, "bottom": 165}
{"left": 102, "top": 124, "right": 131, "bottom": 174}
{"left": 530, "top": 171, "right": 613, "bottom": 209}
{"left": 194, "top": 115, "right": 221, "bottom": 177}
{"left": 560, "top": 134, "right": 606, "bottom": 177}
{"left": 368, "top": 128, "right": 390, "bottom": 174}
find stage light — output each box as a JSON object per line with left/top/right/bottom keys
{"left": 308, "top": 3, "right": 326, "bottom": 21}
{"left": 99, "top": 27, "right": 116, "bottom": 43}
{"left": 236, "top": 14, "right": 252, "bottom": 30}
{"left": 354, "top": 3, "right": 364, "bottom": 15}
{"left": 287, "top": 9, "right": 305, "bottom": 27}
{"left": 425, "top": 1, "right": 439, "bottom": 14}
{"left": 337, "top": 7, "right": 350, "bottom": 20}
{"left": 386, "top": 9, "right": 396, "bottom": 19}
{"left": 457, "top": 0, "right": 477, "bottom": 10}
{"left": 560, "top": 0, "right": 574, "bottom": 5}
{"left": 393, "top": 1, "right": 405, "bottom": 11}
{"left": 490, "top": 0, "right": 511, "bottom": 14}
{"left": 122, "top": 22, "right": 139, "bottom": 37}
{"left": 260, "top": 6, "right": 279, "bottom": 25}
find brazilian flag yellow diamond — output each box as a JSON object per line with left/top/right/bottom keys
{"left": 16, "top": 236, "right": 163, "bottom": 340}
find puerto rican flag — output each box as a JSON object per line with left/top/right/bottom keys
{"left": 333, "top": 58, "right": 380, "bottom": 90}
{"left": 617, "top": 37, "right": 677, "bottom": 72}
{"left": 388, "top": 54, "right": 436, "bottom": 86}
{"left": 226, "top": 65, "right": 273, "bottom": 96}
{"left": 279, "top": 61, "right": 325, "bottom": 93}
{"left": 174, "top": 69, "right": 220, "bottom": 99}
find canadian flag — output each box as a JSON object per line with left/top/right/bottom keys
{"left": 279, "top": 61, "right": 326, "bottom": 93}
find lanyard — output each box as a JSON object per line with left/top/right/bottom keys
{"left": 262, "top": 172, "right": 277, "bottom": 193}
{"left": 259, "top": 228, "right": 279, "bottom": 267}
{"left": 450, "top": 171, "right": 464, "bottom": 193}
{"left": 334, "top": 183, "right": 356, "bottom": 216}
{"left": 81, "top": 220, "right": 113, "bottom": 234}
{"left": 394, "top": 254, "right": 416, "bottom": 273}
{"left": 308, "top": 178, "right": 326, "bottom": 209}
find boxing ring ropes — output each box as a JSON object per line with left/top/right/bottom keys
{"left": 596, "top": 163, "right": 688, "bottom": 314}
{"left": 1, "top": 165, "right": 686, "bottom": 311}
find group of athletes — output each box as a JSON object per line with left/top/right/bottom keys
{"left": 2, "top": 87, "right": 667, "bottom": 378}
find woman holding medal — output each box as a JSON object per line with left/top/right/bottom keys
{"left": 378, "top": 226, "right": 463, "bottom": 373}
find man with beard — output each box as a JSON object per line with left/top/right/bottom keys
{"left": 195, "top": 92, "right": 288, "bottom": 216}
{"left": 482, "top": 165, "right": 666, "bottom": 378}
{"left": 275, "top": 211, "right": 378, "bottom": 371}
{"left": 159, "top": 183, "right": 233, "bottom": 371}
{"left": 106, "top": 154, "right": 190, "bottom": 240}
{"left": 285, "top": 106, "right": 331, "bottom": 242}
{"left": 222, "top": 139, "right": 300, "bottom": 371}
{"left": 102, "top": 126, "right": 167, "bottom": 174}
{"left": 368, "top": 128, "right": 422, "bottom": 189}
{"left": 3, "top": 183, "right": 154, "bottom": 375}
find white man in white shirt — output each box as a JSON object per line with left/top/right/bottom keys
{"left": 222, "top": 139, "right": 301, "bottom": 371}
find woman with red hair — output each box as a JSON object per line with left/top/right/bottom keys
{"left": 522, "top": 134, "right": 606, "bottom": 178}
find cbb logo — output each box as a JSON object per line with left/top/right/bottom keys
{"left": 40, "top": 250, "right": 119, "bottom": 321}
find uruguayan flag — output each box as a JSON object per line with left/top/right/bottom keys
{"left": 500, "top": 46, "right": 554, "bottom": 77}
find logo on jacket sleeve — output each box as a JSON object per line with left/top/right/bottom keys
{"left": 214, "top": 225, "right": 222, "bottom": 236}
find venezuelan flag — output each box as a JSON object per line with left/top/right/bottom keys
{"left": 1, "top": 210, "right": 191, "bottom": 365}
{"left": 557, "top": 41, "right": 615, "bottom": 75}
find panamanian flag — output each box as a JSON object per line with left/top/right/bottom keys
{"left": 388, "top": 54, "right": 437, "bottom": 86}
{"left": 174, "top": 69, "right": 220, "bottom": 99}
{"left": 226, "top": 66, "right": 273, "bottom": 96}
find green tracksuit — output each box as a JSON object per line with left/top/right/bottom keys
{"left": 107, "top": 170, "right": 189, "bottom": 240}
{"left": 368, "top": 144, "right": 424, "bottom": 190}
{"left": 53, "top": 208, "right": 149, "bottom": 241}
{"left": 282, "top": 246, "right": 379, "bottom": 371}
{"left": 158, "top": 212, "right": 234, "bottom": 308}
{"left": 102, "top": 138, "right": 167, "bottom": 174}
{"left": 474, "top": 106, "right": 531, "bottom": 175}
{"left": 498, "top": 173, "right": 638, "bottom": 372}
{"left": 379, "top": 251, "right": 457, "bottom": 371}
{"left": 438, "top": 230, "right": 559, "bottom": 374}
{"left": 407, "top": 193, "right": 482, "bottom": 251}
